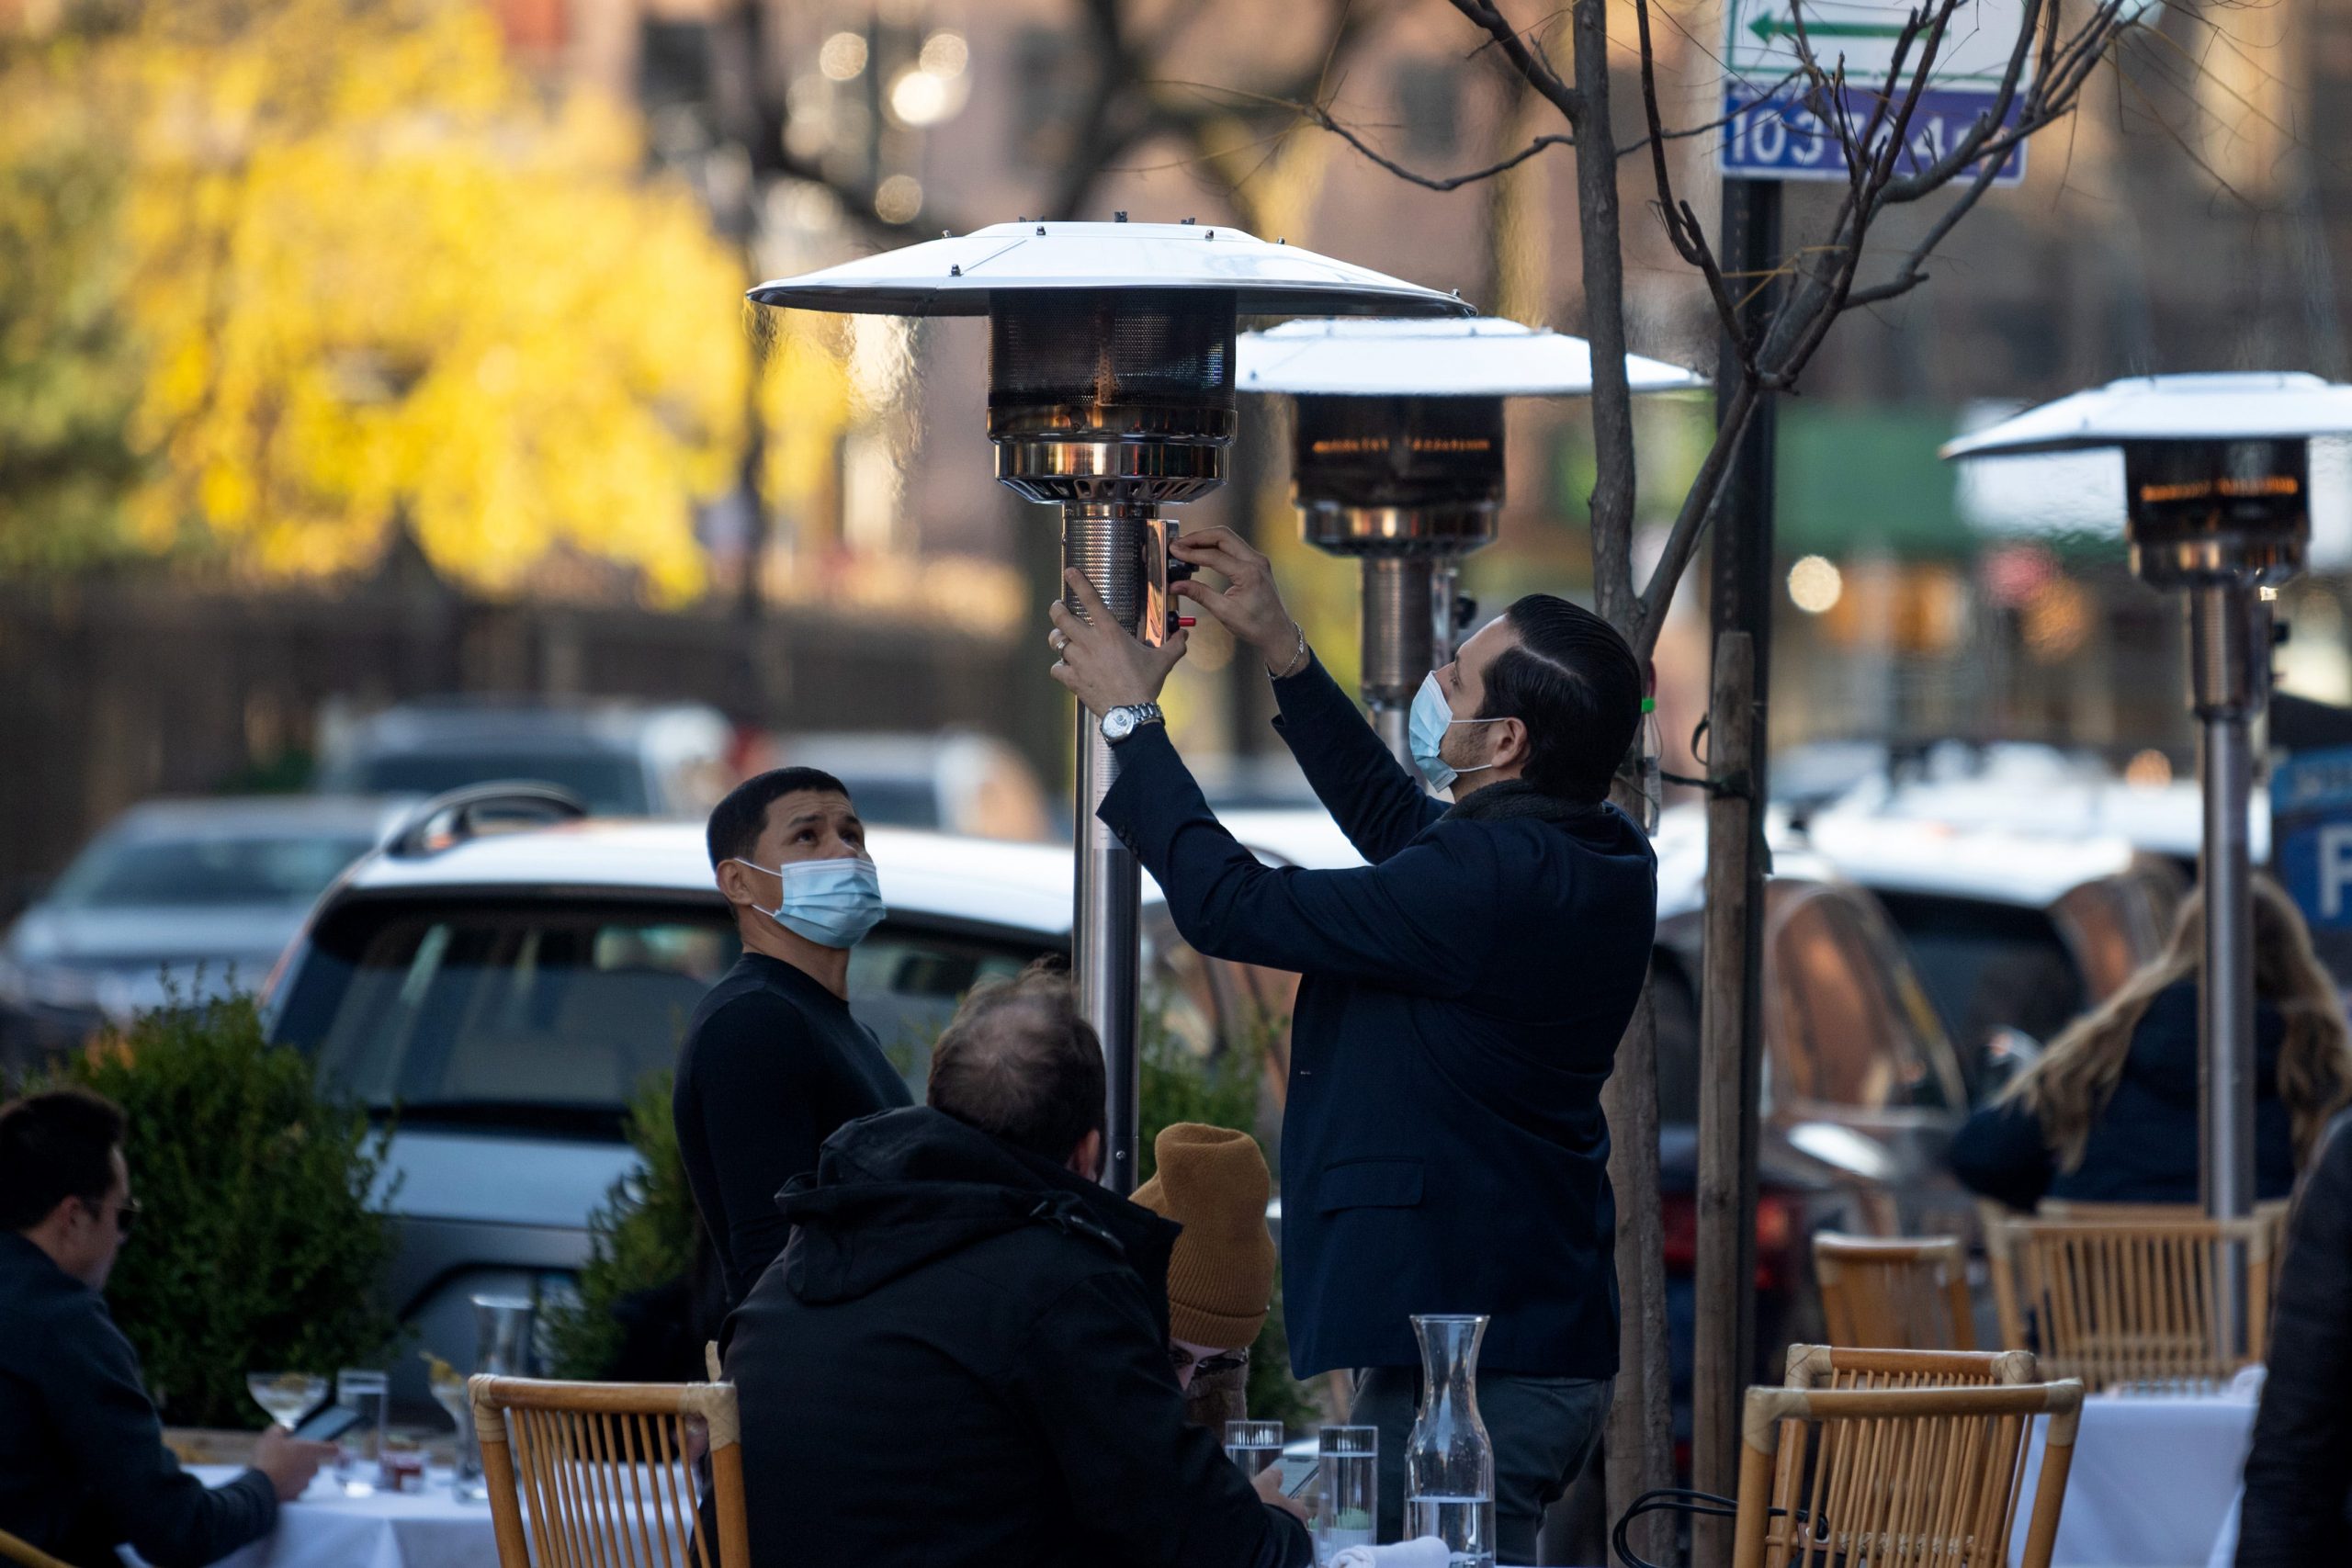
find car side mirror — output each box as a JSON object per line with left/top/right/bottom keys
{"left": 1979, "top": 1027, "right": 2045, "bottom": 1096}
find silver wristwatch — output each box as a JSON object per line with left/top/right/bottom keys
{"left": 1100, "top": 703, "right": 1165, "bottom": 744}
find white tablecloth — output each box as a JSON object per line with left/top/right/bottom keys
{"left": 142, "top": 1464, "right": 503, "bottom": 1568}
{"left": 2007, "top": 1387, "right": 2258, "bottom": 1568}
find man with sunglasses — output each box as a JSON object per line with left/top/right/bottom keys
{"left": 0, "top": 1088, "right": 332, "bottom": 1567}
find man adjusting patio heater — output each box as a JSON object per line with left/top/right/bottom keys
{"left": 747, "top": 220, "right": 1464, "bottom": 1190}
{"left": 1237, "top": 318, "right": 1703, "bottom": 765}
{"left": 1945, "top": 373, "right": 2352, "bottom": 1231}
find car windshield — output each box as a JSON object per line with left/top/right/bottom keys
{"left": 348, "top": 754, "right": 648, "bottom": 815}
{"left": 274, "top": 896, "right": 1223, "bottom": 1139}
{"left": 1868, "top": 890, "right": 2086, "bottom": 1060}
{"left": 49, "top": 831, "right": 379, "bottom": 908}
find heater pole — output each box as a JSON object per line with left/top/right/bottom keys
{"left": 1066, "top": 502, "right": 1151, "bottom": 1194}
{"left": 2191, "top": 585, "right": 2259, "bottom": 1226}
{"left": 1362, "top": 557, "right": 1438, "bottom": 767}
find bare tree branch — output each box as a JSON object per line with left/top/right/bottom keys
{"left": 1446, "top": 0, "right": 1585, "bottom": 127}
{"left": 1293, "top": 101, "right": 1576, "bottom": 190}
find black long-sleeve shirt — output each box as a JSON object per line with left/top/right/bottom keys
{"left": 673, "top": 952, "right": 911, "bottom": 1306}
{"left": 0, "top": 1234, "right": 277, "bottom": 1567}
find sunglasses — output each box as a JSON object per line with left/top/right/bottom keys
{"left": 1169, "top": 1346, "right": 1250, "bottom": 1379}
{"left": 83, "top": 1195, "right": 140, "bottom": 1236}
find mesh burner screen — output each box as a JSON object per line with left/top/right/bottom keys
{"left": 989, "top": 290, "right": 1236, "bottom": 440}
{"left": 1293, "top": 394, "right": 1506, "bottom": 512}
{"left": 2123, "top": 438, "right": 2309, "bottom": 585}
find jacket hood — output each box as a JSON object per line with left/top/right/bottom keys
{"left": 2130, "top": 981, "right": 2287, "bottom": 1105}
{"left": 775, "top": 1107, "right": 1180, "bottom": 1311}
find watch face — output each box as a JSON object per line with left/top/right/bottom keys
{"left": 1104, "top": 709, "right": 1133, "bottom": 740}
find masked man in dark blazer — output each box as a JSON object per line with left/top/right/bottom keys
{"left": 1047, "top": 527, "right": 1657, "bottom": 1560}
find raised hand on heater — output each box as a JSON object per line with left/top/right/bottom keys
{"left": 1046, "top": 566, "right": 1191, "bottom": 718}
{"left": 1168, "top": 527, "right": 1309, "bottom": 676}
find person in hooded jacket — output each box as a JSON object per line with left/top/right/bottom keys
{"left": 1949, "top": 877, "right": 2352, "bottom": 1212}
{"left": 1046, "top": 528, "right": 1657, "bottom": 1560}
{"left": 2237, "top": 1108, "right": 2352, "bottom": 1564}
{"left": 719, "top": 964, "right": 1309, "bottom": 1568}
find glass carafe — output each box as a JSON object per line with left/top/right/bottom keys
{"left": 451, "top": 1295, "right": 536, "bottom": 1501}
{"left": 1404, "top": 1314, "right": 1494, "bottom": 1568}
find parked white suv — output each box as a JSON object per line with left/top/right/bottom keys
{"left": 262, "top": 790, "right": 1243, "bottom": 1406}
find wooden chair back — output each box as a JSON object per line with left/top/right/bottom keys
{"left": 0, "top": 1528, "right": 72, "bottom": 1568}
{"left": 1813, "top": 1233, "right": 1977, "bottom": 1350}
{"left": 470, "top": 1375, "right": 750, "bottom": 1568}
{"left": 1735, "top": 1380, "right": 2084, "bottom": 1568}
{"left": 1783, "top": 1344, "right": 2036, "bottom": 1392}
{"left": 1984, "top": 1214, "right": 2274, "bottom": 1392}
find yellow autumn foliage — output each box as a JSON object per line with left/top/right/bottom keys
{"left": 3, "top": 0, "right": 841, "bottom": 601}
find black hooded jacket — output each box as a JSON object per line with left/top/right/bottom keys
{"left": 2238, "top": 1111, "right": 2352, "bottom": 1564}
{"left": 719, "top": 1107, "right": 1309, "bottom": 1568}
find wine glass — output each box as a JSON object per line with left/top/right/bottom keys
{"left": 247, "top": 1371, "right": 329, "bottom": 1432}
{"left": 424, "top": 1354, "right": 488, "bottom": 1501}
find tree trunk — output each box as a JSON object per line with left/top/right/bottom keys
{"left": 1693, "top": 630, "right": 1761, "bottom": 1568}
{"left": 1600, "top": 984, "right": 1675, "bottom": 1563}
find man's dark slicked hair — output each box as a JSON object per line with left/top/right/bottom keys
{"left": 1475, "top": 593, "right": 1644, "bottom": 804}
{"left": 706, "top": 767, "right": 853, "bottom": 869}
{"left": 0, "top": 1088, "right": 127, "bottom": 1233}
{"left": 926, "top": 963, "right": 1106, "bottom": 1163}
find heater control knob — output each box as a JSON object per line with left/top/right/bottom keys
{"left": 1165, "top": 546, "right": 1199, "bottom": 639}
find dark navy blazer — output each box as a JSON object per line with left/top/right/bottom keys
{"left": 1096, "top": 655, "right": 1657, "bottom": 1377}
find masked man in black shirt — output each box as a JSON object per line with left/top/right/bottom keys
{"left": 676, "top": 768, "right": 912, "bottom": 1308}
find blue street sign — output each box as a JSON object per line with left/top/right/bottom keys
{"left": 2271, "top": 747, "right": 2352, "bottom": 930}
{"left": 1720, "top": 0, "right": 2033, "bottom": 186}
{"left": 1719, "top": 84, "right": 2027, "bottom": 185}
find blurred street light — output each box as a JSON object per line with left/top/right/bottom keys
{"left": 1787, "top": 554, "right": 1843, "bottom": 614}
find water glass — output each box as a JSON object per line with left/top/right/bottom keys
{"left": 1225, "top": 1418, "right": 1284, "bottom": 1480}
{"left": 334, "top": 1369, "right": 390, "bottom": 1495}
{"left": 1315, "top": 1426, "right": 1378, "bottom": 1564}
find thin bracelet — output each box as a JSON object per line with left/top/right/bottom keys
{"left": 1269, "top": 624, "right": 1309, "bottom": 680}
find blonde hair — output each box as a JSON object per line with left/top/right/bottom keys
{"left": 2005, "top": 876, "right": 2352, "bottom": 1170}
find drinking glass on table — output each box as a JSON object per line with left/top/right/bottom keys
{"left": 1225, "top": 1419, "right": 1284, "bottom": 1480}
{"left": 1315, "top": 1427, "right": 1378, "bottom": 1563}
{"left": 333, "top": 1369, "right": 390, "bottom": 1495}
{"left": 247, "top": 1371, "right": 329, "bottom": 1432}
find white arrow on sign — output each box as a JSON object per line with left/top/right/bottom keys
{"left": 1724, "top": 0, "right": 2034, "bottom": 91}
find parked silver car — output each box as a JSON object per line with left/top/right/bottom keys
{"left": 0, "top": 795, "right": 413, "bottom": 1065}
{"left": 316, "top": 698, "right": 735, "bottom": 818}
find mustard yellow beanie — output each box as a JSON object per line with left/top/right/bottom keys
{"left": 1130, "top": 1122, "right": 1276, "bottom": 1351}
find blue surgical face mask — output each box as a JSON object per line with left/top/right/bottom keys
{"left": 1408, "top": 670, "right": 1504, "bottom": 792}
{"left": 730, "top": 855, "right": 886, "bottom": 949}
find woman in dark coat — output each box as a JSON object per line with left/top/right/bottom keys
{"left": 1950, "top": 877, "right": 2352, "bottom": 1211}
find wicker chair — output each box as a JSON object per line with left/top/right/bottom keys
{"left": 1783, "top": 1343, "right": 2036, "bottom": 1392}
{"left": 1736, "top": 1380, "right": 2084, "bottom": 1567}
{"left": 1985, "top": 1213, "right": 2274, "bottom": 1392}
{"left": 0, "top": 1529, "right": 71, "bottom": 1568}
{"left": 1813, "top": 1233, "right": 1978, "bottom": 1350}
{"left": 470, "top": 1375, "right": 750, "bottom": 1568}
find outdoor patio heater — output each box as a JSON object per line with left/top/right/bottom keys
{"left": 1238, "top": 318, "right": 1704, "bottom": 762}
{"left": 748, "top": 220, "right": 1465, "bottom": 1190}
{"left": 1945, "top": 373, "right": 2352, "bottom": 1227}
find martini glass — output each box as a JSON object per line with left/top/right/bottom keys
{"left": 247, "top": 1371, "right": 328, "bottom": 1432}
